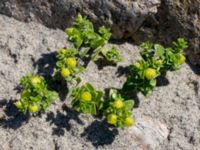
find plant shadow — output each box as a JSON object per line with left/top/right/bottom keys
{"left": 116, "top": 66, "right": 130, "bottom": 77}
{"left": 81, "top": 119, "right": 119, "bottom": 148}
{"left": 13, "top": 84, "right": 23, "bottom": 94}
{"left": 0, "top": 99, "right": 30, "bottom": 129}
{"left": 94, "top": 58, "right": 117, "bottom": 70}
{"left": 109, "top": 39, "right": 131, "bottom": 45}
{"left": 186, "top": 60, "right": 200, "bottom": 76}
{"left": 46, "top": 104, "right": 84, "bottom": 136}
{"left": 156, "top": 76, "right": 170, "bottom": 87}
{"left": 33, "top": 52, "right": 57, "bottom": 78}
{"left": 79, "top": 56, "right": 91, "bottom": 68}
{"left": 51, "top": 79, "right": 69, "bottom": 101}
{"left": 81, "top": 55, "right": 117, "bottom": 70}
{"left": 33, "top": 52, "right": 69, "bottom": 101}
{"left": 120, "top": 90, "right": 140, "bottom": 108}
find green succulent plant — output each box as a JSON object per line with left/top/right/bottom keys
{"left": 65, "top": 14, "right": 122, "bottom": 64}
{"left": 100, "top": 89, "right": 135, "bottom": 128}
{"left": 14, "top": 74, "right": 58, "bottom": 114}
{"left": 70, "top": 82, "right": 103, "bottom": 115}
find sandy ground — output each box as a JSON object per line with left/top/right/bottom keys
{"left": 0, "top": 15, "right": 200, "bottom": 150}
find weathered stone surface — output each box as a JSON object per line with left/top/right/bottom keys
{"left": 0, "top": 0, "right": 199, "bottom": 66}
{"left": 0, "top": 12, "right": 200, "bottom": 150}
{"left": 0, "top": 0, "right": 160, "bottom": 39}
{"left": 137, "top": 0, "right": 200, "bottom": 65}
{"left": 197, "top": 80, "right": 200, "bottom": 98}
{"left": 126, "top": 116, "right": 169, "bottom": 150}
{"left": 0, "top": 14, "right": 167, "bottom": 150}
{"left": 163, "top": 0, "right": 200, "bottom": 66}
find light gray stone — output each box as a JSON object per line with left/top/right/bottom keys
{"left": 0, "top": 14, "right": 200, "bottom": 150}
{"left": 0, "top": 0, "right": 160, "bottom": 38}
{"left": 197, "top": 80, "right": 200, "bottom": 98}
{"left": 126, "top": 116, "right": 169, "bottom": 150}
{"left": 137, "top": 0, "right": 200, "bottom": 65}
{"left": 0, "top": 0, "right": 199, "bottom": 65}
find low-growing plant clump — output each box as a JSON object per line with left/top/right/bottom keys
{"left": 100, "top": 89, "right": 135, "bottom": 128}
{"left": 123, "top": 59, "right": 160, "bottom": 96}
{"left": 14, "top": 74, "right": 58, "bottom": 114}
{"left": 13, "top": 14, "right": 187, "bottom": 132}
{"left": 66, "top": 14, "right": 122, "bottom": 64}
{"left": 54, "top": 48, "right": 84, "bottom": 84}
{"left": 123, "top": 38, "right": 188, "bottom": 96}
{"left": 71, "top": 82, "right": 103, "bottom": 115}
{"left": 140, "top": 38, "right": 187, "bottom": 75}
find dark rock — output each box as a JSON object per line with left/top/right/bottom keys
{"left": 0, "top": 0, "right": 199, "bottom": 65}
{"left": 0, "top": 0, "right": 160, "bottom": 38}
{"left": 137, "top": 0, "right": 200, "bottom": 65}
